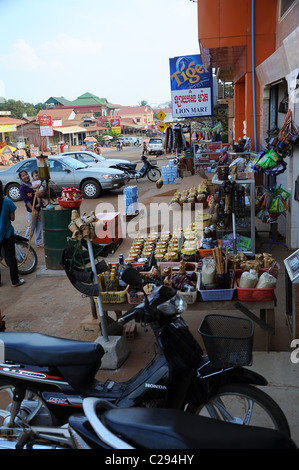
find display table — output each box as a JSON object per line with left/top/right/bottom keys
{"left": 101, "top": 295, "right": 277, "bottom": 352}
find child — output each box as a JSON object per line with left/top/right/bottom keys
{"left": 31, "top": 170, "right": 45, "bottom": 210}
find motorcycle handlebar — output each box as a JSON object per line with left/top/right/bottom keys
{"left": 118, "top": 306, "right": 139, "bottom": 326}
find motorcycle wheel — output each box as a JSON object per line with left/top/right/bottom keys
{"left": 187, "top": 383, "right": 290, "bottom": 436}
{"left": 0, "top": 383, "right": 54, "bottom": 428}
{"left": 5, "top": 240, "right": 38, "bottom": 275}
{"left": 147, "top": 167, "right": 161, "bottom": 182}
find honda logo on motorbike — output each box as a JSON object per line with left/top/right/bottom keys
{"left": 145, "top": 383, "right": 167, "bottom": 390}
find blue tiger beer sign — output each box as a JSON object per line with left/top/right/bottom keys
{"left": 169, "top": 54, "right": 213, "bottom": 118}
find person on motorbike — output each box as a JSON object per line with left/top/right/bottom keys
{"left": 0, "top": 180, "right": 25, "bottom": 287}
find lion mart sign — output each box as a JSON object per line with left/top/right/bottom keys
{"left": 169, "top": 54, "right": 213, "bottom": 118}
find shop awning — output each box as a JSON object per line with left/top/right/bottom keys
{"left": 53, "top": 126, "right": 86, "bottom": 135}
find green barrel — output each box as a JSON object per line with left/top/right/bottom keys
{"left": 42, "top": 209, "right": 72, "bottom": 270}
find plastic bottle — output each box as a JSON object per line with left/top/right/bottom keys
{"left": 108, "top": 272, "right": 119, "bottom": 292}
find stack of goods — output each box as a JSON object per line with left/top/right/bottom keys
{"left": 125, "top": 231, "right": 180, "bottom": 264}
{"left": 194, "top": 210, "right": 213, "bottom": 234}
{"left": 58, "top": 187, "right": 83, "bottom": 208}
{"left": 127, "top": 260, "right": 198, "bottom": 305}
{"left": 68, "top": 210, "right": 96, "bottom": 241}
{"left": 198, "top": 225, "right": 218, "bottom": 250}
{"left": 228, "top": 252, "right": 278, "bottom": 271}
{"left": 171, "top": 184, "right": 208, "bottom": 208}
{"left": 123, "top": 186, "right": 138, "bottom": 215}
{"left": 97, "top": 256, "right": 128, "bottom": 303}
{"left": 161, "top": 160, "right": 178, "bottom": 184}
{"left": 181, "top": 224, "right": 198, "bottom": 262}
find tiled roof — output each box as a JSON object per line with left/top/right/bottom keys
{"left": 70, "top": 93, "right": 108, "bottom": 106}
{"left": 115, "top": 106, "right": 152, "bottom": 115}
{"left": 45, "top": 96, "right": 72, "bottom": 106}
{"left": 37, "top": 108, "right": 75, "bottom": 121}
{"left": 0, "top": 117, "right": 26, "bottom": 125}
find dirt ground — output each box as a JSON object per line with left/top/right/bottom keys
{"left": 0, "top": 152, "right": 294, "bottom": 381}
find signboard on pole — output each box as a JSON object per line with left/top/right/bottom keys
{"left": 38, "top": 114, "right": 53, "bottom": 136}
{"left": 110, "top": 118, "right": 121, "bottom": 133}
{"left": 169, "top": 54, "right": 213, "bottom": 118}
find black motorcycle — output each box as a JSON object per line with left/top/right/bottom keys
{"left": 68, "top": 397, "right": 297, "bottom": 449}
{"left": 0, "top": 266, "right": 291, "bottom": 449}
{"left": 113, "top": 154, "right": 161, "bottom": 182}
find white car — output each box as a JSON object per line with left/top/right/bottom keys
{"left": 147, "top": 138, "right": 164, "bottom": 155}
{"left": 57, "top": 151, "right": 136, "bottom": 170}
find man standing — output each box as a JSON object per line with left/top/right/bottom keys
{"left": 19, "top": 170, "right": 43, "bottom": 247}
{"left": 0, "top": 180, "right": 25, "bottom": 287}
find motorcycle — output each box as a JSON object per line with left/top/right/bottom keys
{"left": 68, "top": 397, "right": 297, "bottom": 449}
{"left": 0, "top": 233, "right": 38, "bottom": 276}
{"left": 0, "top": 265, "right": 291, "bottom": 449}
{"left": 113, "top": 154, "right": 161, "bottom": 182}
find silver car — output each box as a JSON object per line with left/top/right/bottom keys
{"left": 58, "top": 150, "right": 135, "bottom": 169}
{"left": 0, "top": 156, "right": 128, "bottom": 201}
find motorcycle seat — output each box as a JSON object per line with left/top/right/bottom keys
{"left": 103, "top": 408, "right": 296, "bottom": 449}
{"left": 0, "top": 332, "right": 104, "bottom": 367}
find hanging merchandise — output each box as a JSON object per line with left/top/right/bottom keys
{"left": 256, "top": 185, "right": 290, "bottom": 224}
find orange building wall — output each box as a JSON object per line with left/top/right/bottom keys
{"left": 197, "top": 0, "right": 277, "bottom": 148}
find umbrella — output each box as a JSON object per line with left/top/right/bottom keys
{"left": 103, "top": 135, "right": 113, "bottom": 140}
{"left": 0, "top": 145, "right": 16, "bottom": 154}
{"left": 84, "top": 137, "right": 98, "bottom": 142}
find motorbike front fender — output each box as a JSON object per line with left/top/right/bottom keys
{"left": 225, "top": 367, "right": 268, "bottom": 386}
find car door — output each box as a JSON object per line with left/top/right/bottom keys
{"left": 48, "top": 159, "right": 75, "bottom": 190}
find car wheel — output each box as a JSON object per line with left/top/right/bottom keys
{"left": 6, "top": 183, "right": 21, "bottom": 201}
{"left": 81, "top": 179, "right": 102, "bottom": 199}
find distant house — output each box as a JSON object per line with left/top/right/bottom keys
{"left": 44, "top": 96, "right": 73, "bottom": 108}
{"left": 115, "top": 106, "right": 155, "bottom": 131}
{"left": 0, "top": 116, "right": 27, "bottom": 144}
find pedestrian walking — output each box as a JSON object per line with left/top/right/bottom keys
{"left": 143, "top": 141, "right": 148, "bottom": 155}
{"left": 19, "top": 170, "right": 43, "bottom": 247}
{"left": 0, "top": 180, "right": 25, "bottom": 287}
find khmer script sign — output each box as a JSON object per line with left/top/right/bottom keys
{"left": 169, "top": 54, "right": 213, "bottom": 118}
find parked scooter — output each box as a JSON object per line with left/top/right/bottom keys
{"left": 113, "top": 154, "right": 161, "bottom": 182}
{"left": 68, "top": 397, "right": 297, "bottom": 449}
{"left": 0, "top": 265, "right": 291, "bottom": 449}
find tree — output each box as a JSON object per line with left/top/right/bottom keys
{"left": 0, "top": 99, "right": 43, "bottom": 119}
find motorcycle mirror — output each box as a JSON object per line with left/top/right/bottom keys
{"left": 121, "top": 267, "right": 143, "bottom": 289}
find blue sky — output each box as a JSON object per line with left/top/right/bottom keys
{"left": 0, "top": 0, "right": 199, "bottom": 107}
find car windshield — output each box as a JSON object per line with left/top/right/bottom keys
{"left": 150, "top": 139, "right": 162, "bottom": 143}
{"left": 87, "top": 151, "right": 105, "bottom": 161}
{"left": 60, "top": 156, "right": 87, "bottom": 169}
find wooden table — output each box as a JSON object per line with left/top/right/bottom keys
{"left": 101, "top": 295, "right": 277, "bottom": 351}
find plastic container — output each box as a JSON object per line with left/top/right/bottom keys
{"left": 197, "top": 273, "right": 235, "bottom": 301}
{"left": 99, "top": 289, "right": 127, "bottom": 304}
{"left": 57, "top": 197, "right": 83, "bottom": 208}
{"left": 197, "top": 240, "right": 221, "bottom": 258}
{"left": 235, "top": 269, "right": 276, "bottom": 301}
{"left": 198, "top": 314, "right": 254, "bottom": 368}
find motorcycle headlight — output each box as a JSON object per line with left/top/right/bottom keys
{"left": 157, "top": 292, "right": 187, "bottom": 315}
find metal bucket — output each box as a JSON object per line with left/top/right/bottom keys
{"left": 42, "top": 209, "right": 72, "bottom": 270}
